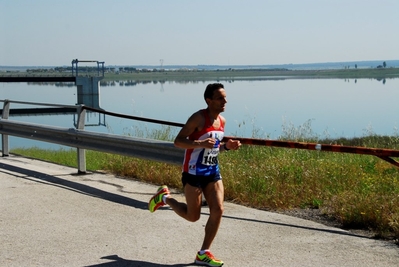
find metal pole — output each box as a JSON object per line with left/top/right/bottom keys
{"left": 1, "top": 100, "right": 10, "bottom": 156}
{"left": 76, "top": 105, "right": 87, "bottom": 173}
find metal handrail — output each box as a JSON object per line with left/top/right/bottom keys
{"left": 222, "top": 137, "right": 399, "bottom": 168}
{"left": 0, "top": 99, "right": 79, "bottom": 109}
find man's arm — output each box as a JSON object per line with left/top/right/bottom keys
{"left": 174, "top": 111, "right": 215, "bottom": 149}
{"left": 222, "top": 139, "right": 241, "bottom": 151}
{"left": 218, "top": 116, "right": 241, "bottom": 151}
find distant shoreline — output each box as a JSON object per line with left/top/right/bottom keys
{"left": 1, "top": 67, "right": 398, "bottom": 82}
{"left": 101, "top": 67, "right": 399, "bottom": 82}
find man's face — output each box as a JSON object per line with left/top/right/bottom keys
{"left": 208, "top": 88, "right": 227, "bottom": 113}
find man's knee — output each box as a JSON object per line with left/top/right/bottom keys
{"left": 186, "top": 213, "right": 201, "bottom": 222}
{"left": 210, "top": 204, "right": 224, "bottom": 218}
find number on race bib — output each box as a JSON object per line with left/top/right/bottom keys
{"left": 201, "top": 148, "right": 219, "bottom": 166}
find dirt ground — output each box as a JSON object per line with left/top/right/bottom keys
{"left": 277, "top": 207, "right": 399, "bottom": 245}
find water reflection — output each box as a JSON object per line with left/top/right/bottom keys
{"left": 20, "top": 75, "right": 392, "bottom": 88}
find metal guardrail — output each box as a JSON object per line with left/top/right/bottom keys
{"left": 0, "top": 99, "right": 184, "bottom": 173}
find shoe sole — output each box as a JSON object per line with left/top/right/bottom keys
{"left": 194, "top": 261, "right": 224, "bottom": 267}
{"left": 194, "top": 259, "right": 224, "bottom": 266}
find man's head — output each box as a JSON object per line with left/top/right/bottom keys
{"left": 204, "top": 83, "right": 224, "bottom": 102}
{"left": 204, "top": 83, "right": 227, "bottom": 113}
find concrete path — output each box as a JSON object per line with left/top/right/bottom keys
{"left": 1, "top": 155, "right": 398, "bottom": 267}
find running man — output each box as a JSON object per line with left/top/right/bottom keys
{"left": 149, "top": 83, "right": 241, "bottom": 266}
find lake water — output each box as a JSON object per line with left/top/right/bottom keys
{"left": 1, "top": 77, "right": 399, "bottom": 150}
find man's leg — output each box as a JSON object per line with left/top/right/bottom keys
{"left": 200, "top": 180, "right": 224, "bottom": 250}
{"left": 166, "top": 184, "right": 203, "bottom": 222}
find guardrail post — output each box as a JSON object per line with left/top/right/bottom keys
{"left": 1, "top": 100, "right": 10, "bottom": 156}
{"left": 76, "top": 105, "right": 86, "bottom": 173}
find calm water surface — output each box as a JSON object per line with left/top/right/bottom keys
{"left": 1, "top": 78, "right": 398, "bottom": 149}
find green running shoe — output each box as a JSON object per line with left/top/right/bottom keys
{"left": 195, "top": 251, "right": 224, "bottom": 266}
{"left": 148, "top": 185, "right": 169, "bottom": 213}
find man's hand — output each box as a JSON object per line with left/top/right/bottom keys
{"left": 200, "top": 138, "right": 218, "bottom": 148}
{"left": 225, "top": 139, "right": 241, "bottom": 150}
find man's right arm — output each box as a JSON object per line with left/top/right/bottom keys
{"left": 174, "top": 112, "right": 215, "bottom": 149}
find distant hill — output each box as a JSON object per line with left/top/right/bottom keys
{"left": 1, "top": 60, "right": 398, "bottom": 71}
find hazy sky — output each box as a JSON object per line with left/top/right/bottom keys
{"left": 1, "top": 0, "right": 398, "bottom": 66}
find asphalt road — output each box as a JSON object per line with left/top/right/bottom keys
{"left": 1, "top": 155, "right": 398, "bottom": 267}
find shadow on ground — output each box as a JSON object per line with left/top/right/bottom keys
{"left": 85, "top": 254, "right": 193, "bottom": 267}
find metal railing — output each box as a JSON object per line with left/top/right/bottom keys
{"left": 1, "top": 100, "right": 184, "bottom": 173}
{"left": 71, "top": 59, "right": 105, "bottom": 77}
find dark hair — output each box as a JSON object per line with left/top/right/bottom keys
{"left": 204, "top": 83, "right": 224, "bottom": 101}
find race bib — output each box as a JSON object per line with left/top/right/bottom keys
{"left": 201, "top": 147, "right": 219, "bottom": 166}
{"left": 200, "top": 131, "right": 222, "bottom": 166}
